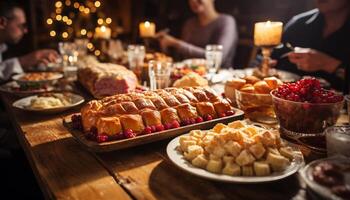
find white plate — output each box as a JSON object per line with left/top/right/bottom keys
{"left": 0, "top": 81, "right": 55, "bottom": 96}
{"left": 167, "top": 134, "right": 304, "bottom": 183}
{"left": 12, "top": 72, "right": 63, "bottom": 85}
{"left": 12, "top": 92, "right": 84, "bottom": 114}
{"left": 299, "top": 156, "right": 350, "bottom": 200}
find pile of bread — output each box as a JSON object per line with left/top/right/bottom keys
{"left": 225, "top": 76, "right": 283, "bottom": 101}
{"left": 178, "top": 120, "right": 295, "bottom": 176}
{"left": 81, "top": 87, "right": 235, "bottom": 137}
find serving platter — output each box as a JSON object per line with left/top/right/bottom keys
{"left": 63, "top": 108, "right": 244, "bottom": 152}
{"left": 299, "top": 156, "right": 350, "bottom": 200}
{"left": 167, "top": 134, "right": 304, "bottom": 183}
{"left": 0, "top": 81, "right": 55, "bottom": 97}
{"left": 12, "top": 72, "right": 63, "bottom": 85}
{"left": 13, "top": 92, "right": 84, "bottom": 114}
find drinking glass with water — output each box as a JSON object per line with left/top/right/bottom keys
{"left": 127, "top": 45, "right": 145, "bottom": 82}
{"left": 148, "top": 60, "right": 172, "bottom": 90}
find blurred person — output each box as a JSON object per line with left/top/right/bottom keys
{"left": 0, "top": 1, "right": 59, "bottom": 82}
{"left": 156, "top": 0, "right": 238, "bottom": 68}
{"left": 272, "top": 0, "right": 350, "bottom": 93}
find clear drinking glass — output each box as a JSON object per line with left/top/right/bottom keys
{"left": 127, "top": 45, "right": 145, "bottom": 81}
{"left": 205, "top": 44, "right": 223, "bottom": 74}
{"left": 58, "top": 42, "right": 78, "bottom": 67}
{"left": 325, "top": 126, "right": 350, "bottom": 157}
{"left": 148, "top": 60, "right": 172, "bottom": 90}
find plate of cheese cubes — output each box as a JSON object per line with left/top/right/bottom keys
{"left": 166, "top": 120, "right": 304, "bottom": 183}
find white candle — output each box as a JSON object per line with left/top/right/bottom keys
{"left": 139, "top": 21, "right": 156, "bottom": 38}
{"left": 94, "top": 26, "right": 111, "bottom": 39}
{"left": 254, "top": 21, "right": 283, "bottom": 46}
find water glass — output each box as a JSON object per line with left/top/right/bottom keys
{"left": 148, "top": 60, "right": 172, "bottom": 90}
{"left": 325, "top": 126, "right": 350, "bottom": 157}
{"left": 58, "top": 42, "right": 78, "bottom": 67}
{"left": 346, "top": 95, "right": 350, "bottom": 123}
{"left": 127, "top": 45, "right": 145, "bottom": 81}
{"left": 205, "top": 44, "right": 223, "bottom": 74}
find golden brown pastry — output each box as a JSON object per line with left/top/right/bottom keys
{"left": 253, "top": 81, "right": 272, "bottom": 94}
{"left": 160, "top": 107, "right": 180, "bottom": 124}
{"left": 191, "top": 89, "right": 210, "bottom": 102}
{"left": 263, "top": 77, "right": 283, "bottom": 90}
{"left": 141, "top": 109, "right": 162, "bottom": 126}
{"left": 196, "top": 102, "right": 217, "bottom": 118}
{"left": 240, "top": 84, "right": 255, "bottom": 93}
{"left": 176, "top": 103, "right": 198, "bottom": 121}
{"left": 150, "top": 97, "right": 169, "bottom": 110}
{"left": 201, "top": 87, "right": 221, "bottom": 102}
{"left": 96, "top": 116, "right": 122, "bottom": 136}
{"left": 101, "top": 103, "right": 126, "bottom": 116}
{"left": 174, "top": 94, "right": 191, "bottom": 104}
{"left": 213, "top": 99, "right": 232, "bottom": 116}
{"left": 244, "top": 75, "right": 260, "bottom": 84}
{"left": 133, "top": 98, "right": 156, "bottom": 110}
{"left": 121, "top": 102, "right": 139, "bottom": 114}
{"left": 119, "top": 114, "right": 145, "bottom": 134}
{"left": 163, "top": 95, "right": 181, "bottom": 107}
{"left": 181, "top": 89, "right": 199, "bottom": 102}
{"left": 81, "top": 100, "right": 103, "bottom": 132}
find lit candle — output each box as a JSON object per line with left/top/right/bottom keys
{"left": 254, "top": 21, "right": 283, "bottom": 46}
{"left": 94, "top": 26, "right": 111, "bottom": 39}
{"left": 139, "top": 21, "right": 156, "bottom": 38}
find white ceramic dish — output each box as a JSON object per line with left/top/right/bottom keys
{"left": 299, "top": 156, "right": 350, "bottom": 200}
{"left": 12, "top": 92, "right": 84, "bottom": 114}
{"left": 12, "top": 72, "right": 63, "bottom": 85}
{"left": 0, "top": 81, "right": 55, "bottom": 96}
{"left": 167, "top": 134, "right": 304, "bottom": 183}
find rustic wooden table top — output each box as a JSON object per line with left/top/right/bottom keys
{"left": 1, "top": 92, "right": 348, "bottom": 200}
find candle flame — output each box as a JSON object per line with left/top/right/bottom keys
{"left": 145, "top": 21, "right": 150, "bottom": 27}
{"left": 101, "top": 26, "right": 106, "bottom": 32}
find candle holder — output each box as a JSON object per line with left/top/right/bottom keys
{"left": 254, "top": 21, "right": 283, "bottom": 78}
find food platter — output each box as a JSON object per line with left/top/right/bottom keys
{"left": 166, "top": 133, "right": 304, "bottom": 183}
{"left": 232, "top": 68, "right": 300, "bottom": 83}
{"left": 63, "top": 108, "right": 244, "bottom": 152}
{"left": 299, "top": 156, "right": 350, "bottom": 200}
{"left": 12, "top": 72, "right": 63, "bottom": 85}
{"left": 0, "top": 81, "right": 55, "bottom": 96}
{"left": 12, "top": 92, "right": 84, "bottom": 114}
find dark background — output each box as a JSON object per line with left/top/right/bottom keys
{"left": 4, "top": 0, "right": 315, "bottom": 68}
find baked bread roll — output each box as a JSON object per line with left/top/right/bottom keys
{"left": 141, "top": 109, "right": 162, "bottom": 126}
{"left": 134, "top": 98, "right": 156, "bottom": 110}
{"left": 150, "top": 97, "right": 169, "bottom": 110}
{"left": 174, "top": 94, "right": 191, "bottom": 104}
{"left": 121, "top": 102, "right": 139, "bottom": 114}
{"left": 119, "top": 114, "right": 145, "bottom": 134}
{"left": 160, "top": 107, "right": 180, "bottom": 124}
{"left": 253, "top": 81, "right": 272, "bottom": 94}
{"left": 213, "top": 99, "right": 232, "bottom": 116}
{"left": 96, "top": 116, "right": 122, "bottom": 136}
{"left": 196, "top": 102, "right": 217, "bottom": 118}
{"left": 163, "top": 96, "right": 181, "bottom": 107}
{"left": 176, "top": 103, "right": 198, "bottom": 121}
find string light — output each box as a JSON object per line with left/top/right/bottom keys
{"left": 55, "top": 1, "right": 62, "bottom": 8}
{"left": 56, "top": 8, "right": 62, "bottom": 14}
{"left": 62, "top": 32, "right": 69, "bottom": 38}
{"left": 87, "top": 31, "right": 93, "bottom": 38}
{"left": 97, "top": 18, "right": 103, "bottom": 25}
{"left": 62, "top": 16, "right": 68, "bottom": 22}
{"left": 66, "top": 19, "right": 72, "bottom": 25}
{"left": 80, "top": 29, "right": 87, "bottom": 35}
{"left": 73, "top": 2, "right": 79, "bottom": 8}
{"left": 94, "top": 50, "right": 101, "bottom": 56}
{"left": 106, "top": 18, "right": 112, "bottom": 24}
{"left": 87, "top": 43, "right": 93, "bottom": 49}
{"left": 65, "top": 0, "right": 71, "bottom": 6}
{"left": 84, "top": 8, "right": 90, "bottom": 14}
{"left": 56, "top": 15, "right": 62, "bottom": 21}
{"left": 50, "top": 30, "right": 56, "bottom": 37}
{"left": 94, "top": 1, "right": 101, "bottom": 8}
{"left": 79, "top": 6, "right": 84, "bottom": 12}
{"left": 46, "top": 18, "right": 53, "bottom": 25}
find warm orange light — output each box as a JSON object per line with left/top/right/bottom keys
{"left": 73, "top": 2, "right": 79, "bottom": 8}
{"left": 94, "top": 1, "right": 101, "bottom": 7}
{"left": 106, "top": 18, "right": 112, "bottom": 24}
{"left": 62, "top": 32, "right": 69, "bottom": 38}
{"left": 80, "top": 29, "right": 87, "bottom": 35}
{"left": 97, "top": 18, "right": 103, "bottom": 25}
{"left": 94, "top": 50, "right": 101, "bottom": 56}
{"left": 46, "top": 18, "right": 53, "bottom": 25}
{"left": 56, "top": 15, "right": 62, "bottom": 21}
{"left": 49, "top": 30, "right": 56, "bottom": 37}
{"left": 55, "top": 1, "right": 62, "bottom": 8}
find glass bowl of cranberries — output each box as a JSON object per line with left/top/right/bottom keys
{"left": 271, "top": 78, "right": 344, "bottom": 136}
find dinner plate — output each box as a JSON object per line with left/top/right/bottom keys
{"left": 167, "top": 134, "right": 304, "bottom": 183}
{"left": 0, "top": 81, "right": 55, "bottom": 97}
{"left": 12, "top": 72, "right": 63, "bottom": 85}
{"left": 232, "top": 68, "right": 300, "bottom": 83}
{"left": 299, "top": 156, "right": 350, "bottom": 200}
{"left": 12, "top": 92, "right": 84, "bottom": 114}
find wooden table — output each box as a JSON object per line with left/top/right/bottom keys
{"left": 1, "top": 93, "right": 348, "bottom": 200}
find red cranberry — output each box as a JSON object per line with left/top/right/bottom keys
{"left": 124, "top": 129, "right": 136, "bottom": 138}
{"left": 182, "top": 119, "right": 191, "bottom": 126}
{"left": 156, "top": 124, "right": 165, "bottom": 132}
{"left": 144, "top": 126, "right": 152, "bottom": 134}
{"left": 226, "top": 110, "right": 235, "bottom": 116}
{"left": 171, "top": 120, "right": 180, "bottom": 128}
{"left": 219, "top": 113, "right": 226, "bottom": 118}
{"left": 205, "top": 114, "right": 213, "bottom": 121}
{"left": 195, "top": 117, "right": 204, "bottom": 123}
{"left": 97, "top": 134, "right": 108, "bottom": 143}
{"left": 164, "top": 123, "right": 172, "bottom": 130}
{"left": 190, "top": 118, "right": 196, "bottom": 124}
{"left": 150, "top": 125, "right": 157, "bottom": 133}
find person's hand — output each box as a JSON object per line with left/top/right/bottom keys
{"left": 156, "top": 32, "right": 180, "bottom": 52}
{"left": 18, "top": 49, "right": 59, "bottom": 69}
{"left": 287, "top": 48, "right": 340, "bottom": 73}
